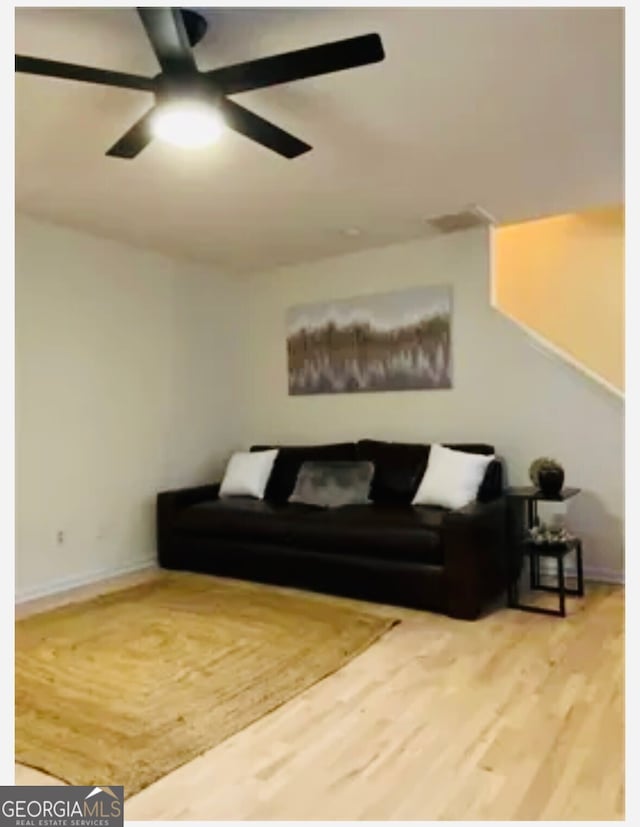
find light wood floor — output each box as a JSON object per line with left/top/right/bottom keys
{"left": 16, "top": 570, "right": 624, "bottom": 820}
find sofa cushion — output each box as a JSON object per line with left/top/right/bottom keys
{"left": 289, "top": 461, "right": 374, "bottom": 508}
{"left": 477, "top": 459, "right": 503, "bottom": 501}
{"left": 174, "top": 498, "right": 444, "bottom": 566}
{"left": 412, "top": 443, "right": 495, "bottom": 510}
{"left": 318, "top": 504, "right": 444, "bottom": 565}
{"left": 356, "top": 439, "right": 497, "bottom": 504}
{"left": 355, "top": 440, "right": 429, "bottom": 503}
{"left": 174, "top": 498, "right": 318, "bottom": 539}
{"left": 251, "top": 443, "right": 356, "bottom": 503}
{"left": 219, "top": 449, "right": 278, "bottom": 499}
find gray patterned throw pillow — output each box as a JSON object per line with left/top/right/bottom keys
{"left": 289, "top": 461, "right": 374, "bottom": 508}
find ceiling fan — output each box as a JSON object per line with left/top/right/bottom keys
{"left": 15, "top": 7, "right": 385, "bottom": 160}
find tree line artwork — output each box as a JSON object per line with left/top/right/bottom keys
{"left": 286, "top": 285, "right": 452, "bottom": 395}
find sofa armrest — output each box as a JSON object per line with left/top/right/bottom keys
{"left": 156, "top": 483, "right": 220, "bottom": 566}
{"left": 444, "top": 497, "right": 505, "bottom": 522}
{"left": 441, "top": 496, "right": 508, "bottom": 620}
{"left": 157, "top": 483, "right": 220, "bottom": 512}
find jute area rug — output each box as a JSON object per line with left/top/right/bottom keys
{"left": 16, "top": 572, "right": 397, "bottom": 797}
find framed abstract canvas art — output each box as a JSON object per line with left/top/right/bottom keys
{"left": 286, "top": 285, "right": 452, "bottom": 395}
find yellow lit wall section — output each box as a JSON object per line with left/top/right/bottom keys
{"left": 494, "top": 206, "right": 624, "bottom": 391}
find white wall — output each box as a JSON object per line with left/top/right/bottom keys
{"left": 236, "top": 228, "right": 624, "bottom": 581}
{"left": 16, "top": 218, "right": 624, "bottom": 596}
{"left": 163, "top": 256, "right": 242, "bottom": 489}
{"left": 15, "top": 214, "right": 240, "bottom": 600}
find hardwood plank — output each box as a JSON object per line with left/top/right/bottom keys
{"left": 15, "top": 571, "right": 624, "bottom": 820}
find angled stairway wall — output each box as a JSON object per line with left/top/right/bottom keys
{"left": 235, "top": 227, "right": 624, "bottom": 583}
{"left": 492, "top": 206, "right": 624, "bottom": 395}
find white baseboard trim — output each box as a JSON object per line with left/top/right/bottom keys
{"left": 15, "top": 558, "right": 623, "bottom": 606}
{"left": 583, "top": 566, "right": 625, "bottom": 585}
{"left": 15, "top": 558, "right": 158, "bottom": 605}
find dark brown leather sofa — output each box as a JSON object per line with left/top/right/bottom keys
{"left": 157, "top": 440, "right": 508, "bottom": 620}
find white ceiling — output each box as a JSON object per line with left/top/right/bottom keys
{"left": 15, "top": 6, "right": 623, "bottom": 274}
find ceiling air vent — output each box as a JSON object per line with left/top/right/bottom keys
{"left": 425, "top": 205, "right": 496, "bottom": 234}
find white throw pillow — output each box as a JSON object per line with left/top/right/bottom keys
{"left": 412, "top": 444, "right": 494, "bottom": 510}
{"left": 219, "top": 449, "right": 278, "bottom": 499}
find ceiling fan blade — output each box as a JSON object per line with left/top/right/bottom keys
{"left": 137, "top": 7, "right": 197, "bottom": 75}
{"left": 15, "top": 55, "right": 154, "bottom": 92}
{"left": 206, "top": 33, "right": 384, "bottom": 95}
{"left": 106, "top": 107, "right": 156, "bottom": 159}
{"left": 219, "top": 98, "right": 311, "bottom": 159}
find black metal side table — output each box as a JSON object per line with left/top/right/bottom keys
{"left": 506, "top": 486, "right": 584, "bottom": 617}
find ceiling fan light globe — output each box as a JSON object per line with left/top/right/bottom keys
{"left": 151, "top": 101, "right": 224, "bottom": 149}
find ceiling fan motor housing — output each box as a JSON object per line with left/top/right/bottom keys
{"left": 180, "top": 10, "right": 208, "bottom": 48}
{"left": 153, "top": 71, "right": 221, "bottom": 106}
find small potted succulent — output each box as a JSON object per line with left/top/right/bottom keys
{"left": 529, "top": 457, "right": 565, "bottom": 497}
